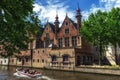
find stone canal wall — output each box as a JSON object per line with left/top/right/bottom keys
{"left": 74, "top": 67, "right": 120, "bottom": 75}
{"left": 45, "top": 66, "right": 120, "bottom": 76}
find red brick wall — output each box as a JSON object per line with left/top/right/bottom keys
{"left": 58, "top": 18, "right": 77, "bottom": 38}
{"left": 41, "top": 23, "right": 55, "bottom": 41}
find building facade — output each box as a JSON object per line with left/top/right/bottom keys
{"left": 0, "top": 45, "right": 9, "bottom": 66}
{"left": 9, "top": 7, "right": 94, "bottom": 69}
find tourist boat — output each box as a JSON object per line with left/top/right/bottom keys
{"left": 15, "top": 68, "right": 42, "bottom": 78}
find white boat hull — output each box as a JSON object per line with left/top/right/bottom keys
{"left": 14, "top": 69, "right": 42, "bottom": 78}
{"left": 14, "top": 72, "right": 30, "bottom": 78}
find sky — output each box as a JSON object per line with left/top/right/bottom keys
{"left": 33, "top": 0, "right": 120, "bottom": 26}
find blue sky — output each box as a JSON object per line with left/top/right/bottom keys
{"left": 33, "top": 0, "right": 120, "bottom": 26}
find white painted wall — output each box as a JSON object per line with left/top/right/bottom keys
{"left": 0, "top": 58, "right": 8, "bottom": 65}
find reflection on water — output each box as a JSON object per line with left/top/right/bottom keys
{"left": 0, "top": 66, "right": 120, "bottom": 80}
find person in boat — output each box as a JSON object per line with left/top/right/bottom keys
{"left": 28, "top": 70, "right": 36, "bottom": 74}
{"left": 24, "top": 69, "right": 29, "bottom": 73}
{"left": 32, "top": 70, "right": 41, "bottom": 74}
{"left": 17, "top": 68, "right": 23, "bottom": 71}
{"left": 29, "top": 70, "right": 40, "bottom": 75}
{"left": 33, "top": 70, "right": 36, "bottom": 74}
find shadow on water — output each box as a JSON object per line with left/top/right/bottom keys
{"left": 0, "top": 66, "right": 120, "bottom": 80}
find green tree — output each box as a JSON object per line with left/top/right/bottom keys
{"left": 0, "top": 0, "right": 42, "bottom": 57}
{"left": 108, "top": 8, "right": 120, "bottom": 64}
{"left": 81, "top": 10, "right": 109, "bottom": 65}
{"left": 81, "top": 8, "right": 120, "bottom": 65}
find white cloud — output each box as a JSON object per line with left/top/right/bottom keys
{"left": 33, "top": 0, "right": 120, "bottom": 25}
{"left": 115, "top": 0, "right": 120, "bottom": 7}
{"left": 82, "top": 0, "right": 120, "bottom": 20}
{"left": 33, "top": 0, "right": 75, "bottom": 26}
{"left": 33, "top": 4, "right": 41, "bottom": 12}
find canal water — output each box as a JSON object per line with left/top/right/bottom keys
{"left": 0, "top": 66, "right": 120, "bottom": 80}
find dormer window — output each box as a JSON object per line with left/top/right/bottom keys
{"left": 65, "top": 28, "right": 69, "bottom": 34}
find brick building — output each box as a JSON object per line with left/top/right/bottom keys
{"left": 0, "top": 45, "right": 9, "bottom": 65}
{"left": 9, "top": 7, "right": 94, "bottom": 69}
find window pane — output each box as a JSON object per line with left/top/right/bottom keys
{"left": 46, "top": 33, "right": 49, "bottom": 38}
{"left": 65, "top": 37, "right": 69, "bottom": 47}
{"left": 65, "top": 28, "right": 69, "bottom": 34}
{"left": 58, "top": 38, "right": 62, "bottom": 48}
{"left": 72, "top": 36, "right": 77, "bottom": 47}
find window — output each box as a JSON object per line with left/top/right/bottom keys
{"left": 50, "top": 40, "right": 53, "bottom": 44}
{"left": 38, "top": 51, "right": 39, "bottom": 54}
{"left": 65, "top": 28, "right": 69, "bottom": 34}
{"left": 0, "top": 46, "right": 2, "bottom": 50}
{"left": 63, "top": 55, "right": 69, "bottom": 61}
{"left": 45, "top": 33, "right": 53, "bottom": 48}
{"left": 12, "top": 59, "right": 14, "bottom": 63}
{"left": 52, "top": 55, "right": 57, "bottom": 62}
{"left": 19, "top": 58, "right": 21, "bottom": 62}
{"left": 45, "top": 33, "right": 50, "bottom": 47}
{"left": 40, "top": 41, "right": 44, "bottom": 48}
{"left": 37, "top": 59, "right": 39, "bottom": 63}
{"left": 65, "top": 22, "right": 68, "bottom": 26}
{"left": 46, "top": 33, "right": 49, "bottom": 38}
{"left": 36, "top": 39, "right": 41, "bottom": 48}
{"left": 42, "top": 59, "right": 44, "bottom": 63}
{"left": 43, "top": 50, "right": 44, "bottom": 53}
{"left": 58, "top": 38, "right": 62, "bottom": 48}
{"left": 45, "top": 39, "right": 50, "bottom": 47}
{"left": 90, "top": 56, "right": 93, "bottom": 62}
{"left": 83, "top": 56, "right": 86, "bottom": 65}
{"left": 4, "top": 60, "right": 6, "bottom": 63}
{"left": 76, "top": 55, "right": 81, "bottom": 66}
{"left": 33, "top": 59, "right": 35, "bottom": 62}
{"left": 72, "top": 36, "right": 77, "bottom": 47}
{"left": 63, "top": 55, "right": 69, "bottom": 65}
{"left": 26, "top": 58, "right": 28, "bottom": 62}
{"left": 65, "top": 37, "right": 69, "bottom": 47}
